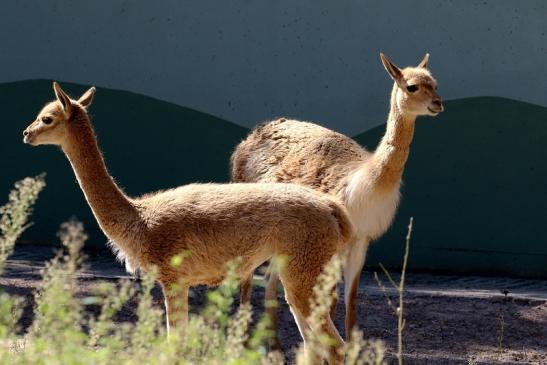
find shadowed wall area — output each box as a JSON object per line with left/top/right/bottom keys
{"left": 0, "top": 1, "right": 545, "bottom": 136}
{"left": 2, "top": 81, "right": 546, "bottom": 277}
{"left": 357, "top": 97, "right": 547, "bottom": 278}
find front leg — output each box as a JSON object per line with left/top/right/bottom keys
{"left": 162, "top": 282, "right": 189, "bottom": 338}
{"left": 343, "top": 238, "right": 370, "bottom": 340}
{"left": 240, "top": 274, "right": 253, "bottom": 305}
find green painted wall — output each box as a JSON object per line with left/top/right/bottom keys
{"left": 0, "top": 80, "right": 248, "bottom": 247}
{"left": 2, "top": 81, "right": 546, "bottom": 277}
{"left": 2, "top": 0, "right": 546, "bottom": 135}
{"left": 356, "top": 97, "right": 547, "bottom": 278}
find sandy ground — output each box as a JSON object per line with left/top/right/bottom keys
{"left": 1, "top": 244, "right": 546, "bottom": 365}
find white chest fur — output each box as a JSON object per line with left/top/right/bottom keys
{"left": 342, "top": 168, "right": 401, "bottom": 240}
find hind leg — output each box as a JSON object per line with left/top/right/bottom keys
{"left": 264, "top": 269, "right": 282, "bottom": 350}
{"left": 162, "top": 282, "right": 189, "bottom": 338}
{"left": 288, "top": 301, "right": 310, "bottom": 344}
{"left": 240, "top": 274, "right": 252, "bottom": 305}
{"left": 242, "top": 264, "right": 283, "bottom": 350}
{"left": 320, "top": 315, "right": 345, "bottom": 365}
{"left": 330, "top": 285, "right": 339, "bottom": 320}
{"left": 279, "top": 257, "right": 345, "bottom": 365}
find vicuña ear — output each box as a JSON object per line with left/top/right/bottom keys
{"left": 78, "top": 87, "right": 96, "bottom": 108}
{"left": 417, "top": 53, "right": 430, "bottom": 69}
{"left": 380, "top": 53, "right": 404, "bottom": 83}
{"left": 53, "top": 82, "right": 73, "bottom": 116}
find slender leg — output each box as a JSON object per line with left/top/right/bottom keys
{"left": 343, "top": 238, "right": 369, "bottom": 340}
{"left": 240, "top": 274, "right": 253, "bottom": 305}
{"left": 288, "top": 304, "right": 310, "bottom": 344}
{"left": 330, "top": 285, "right": 339, "bottom": 320}
{"left": 318, "top": 315, "right": 345, "bottom": 365}
{"left": 163, "top": 282, "right": 189, "bottom": 338}
{"left": 279, "top": 251, "right": 345, "bottom": 365}
{"left": 264, "top": 269, "right": 281, "bottom": 350}
{"left": 283, "top": 283, "right": 345, "bottom": 365}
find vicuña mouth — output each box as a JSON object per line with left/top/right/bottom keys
{"left": 427, "top": 106, "right": 440, "bottom": 114}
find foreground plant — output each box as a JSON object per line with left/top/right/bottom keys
{"left": 0, "top": 219, "right": 387, "bottom": 364}
{"left": 27, "top": 219, "right": 88, "bottom": 362}
{"left": 0, "top": 175, "right": 45, "bottom": 343}
{"left": 0, "top": 174, "right": 46, "bottom": 273}
{"left": 375, "top": 217, "right": 414, "bottom": 365}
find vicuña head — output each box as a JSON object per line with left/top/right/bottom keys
{"left": 23, "top": 82, "right": 96, "bottom": 146}
{"left": 380, "top": 52, "right": 443, "bottom": 117}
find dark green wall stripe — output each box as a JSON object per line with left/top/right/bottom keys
{"left": 2, "top": 81, "right": 545, "bottom": 277}
{"left": 355, "top": 97, "right": 547, "bottom": 278}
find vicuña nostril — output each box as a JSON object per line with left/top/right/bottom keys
{"left": 433, "top": 100, "right": 442, "bottom": 107}
{"left": 23, "top": 130, "right": 29, "bottom": 137}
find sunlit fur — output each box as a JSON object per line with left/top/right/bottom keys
{"left": 231, "top": 53, "right": 443, "bottom": 342}
{"left": 23, "top": 82, "right": 355, "bottom": 365}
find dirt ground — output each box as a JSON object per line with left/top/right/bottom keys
{"left": 1, "top": 245, "right": 546, "bottom": 365}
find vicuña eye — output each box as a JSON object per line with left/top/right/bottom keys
{"left": 42, "top": 117, "right": 53, "bottom": 125}
{"left": 406, "top": 85, "right": 418, "bottom": 93}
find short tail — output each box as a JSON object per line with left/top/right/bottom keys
{"left": 327, "top": 200, "right": 355, "bottom": 246}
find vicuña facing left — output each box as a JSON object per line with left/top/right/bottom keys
{"left": 22, "top": 82, "right": 354, "bottom": 365}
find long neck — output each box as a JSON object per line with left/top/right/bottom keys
{"left": 62, "top": 111, "right": 140, "bottom": 243}
{"left": 370, "top": 84, "right": 417, "bottom": 190}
